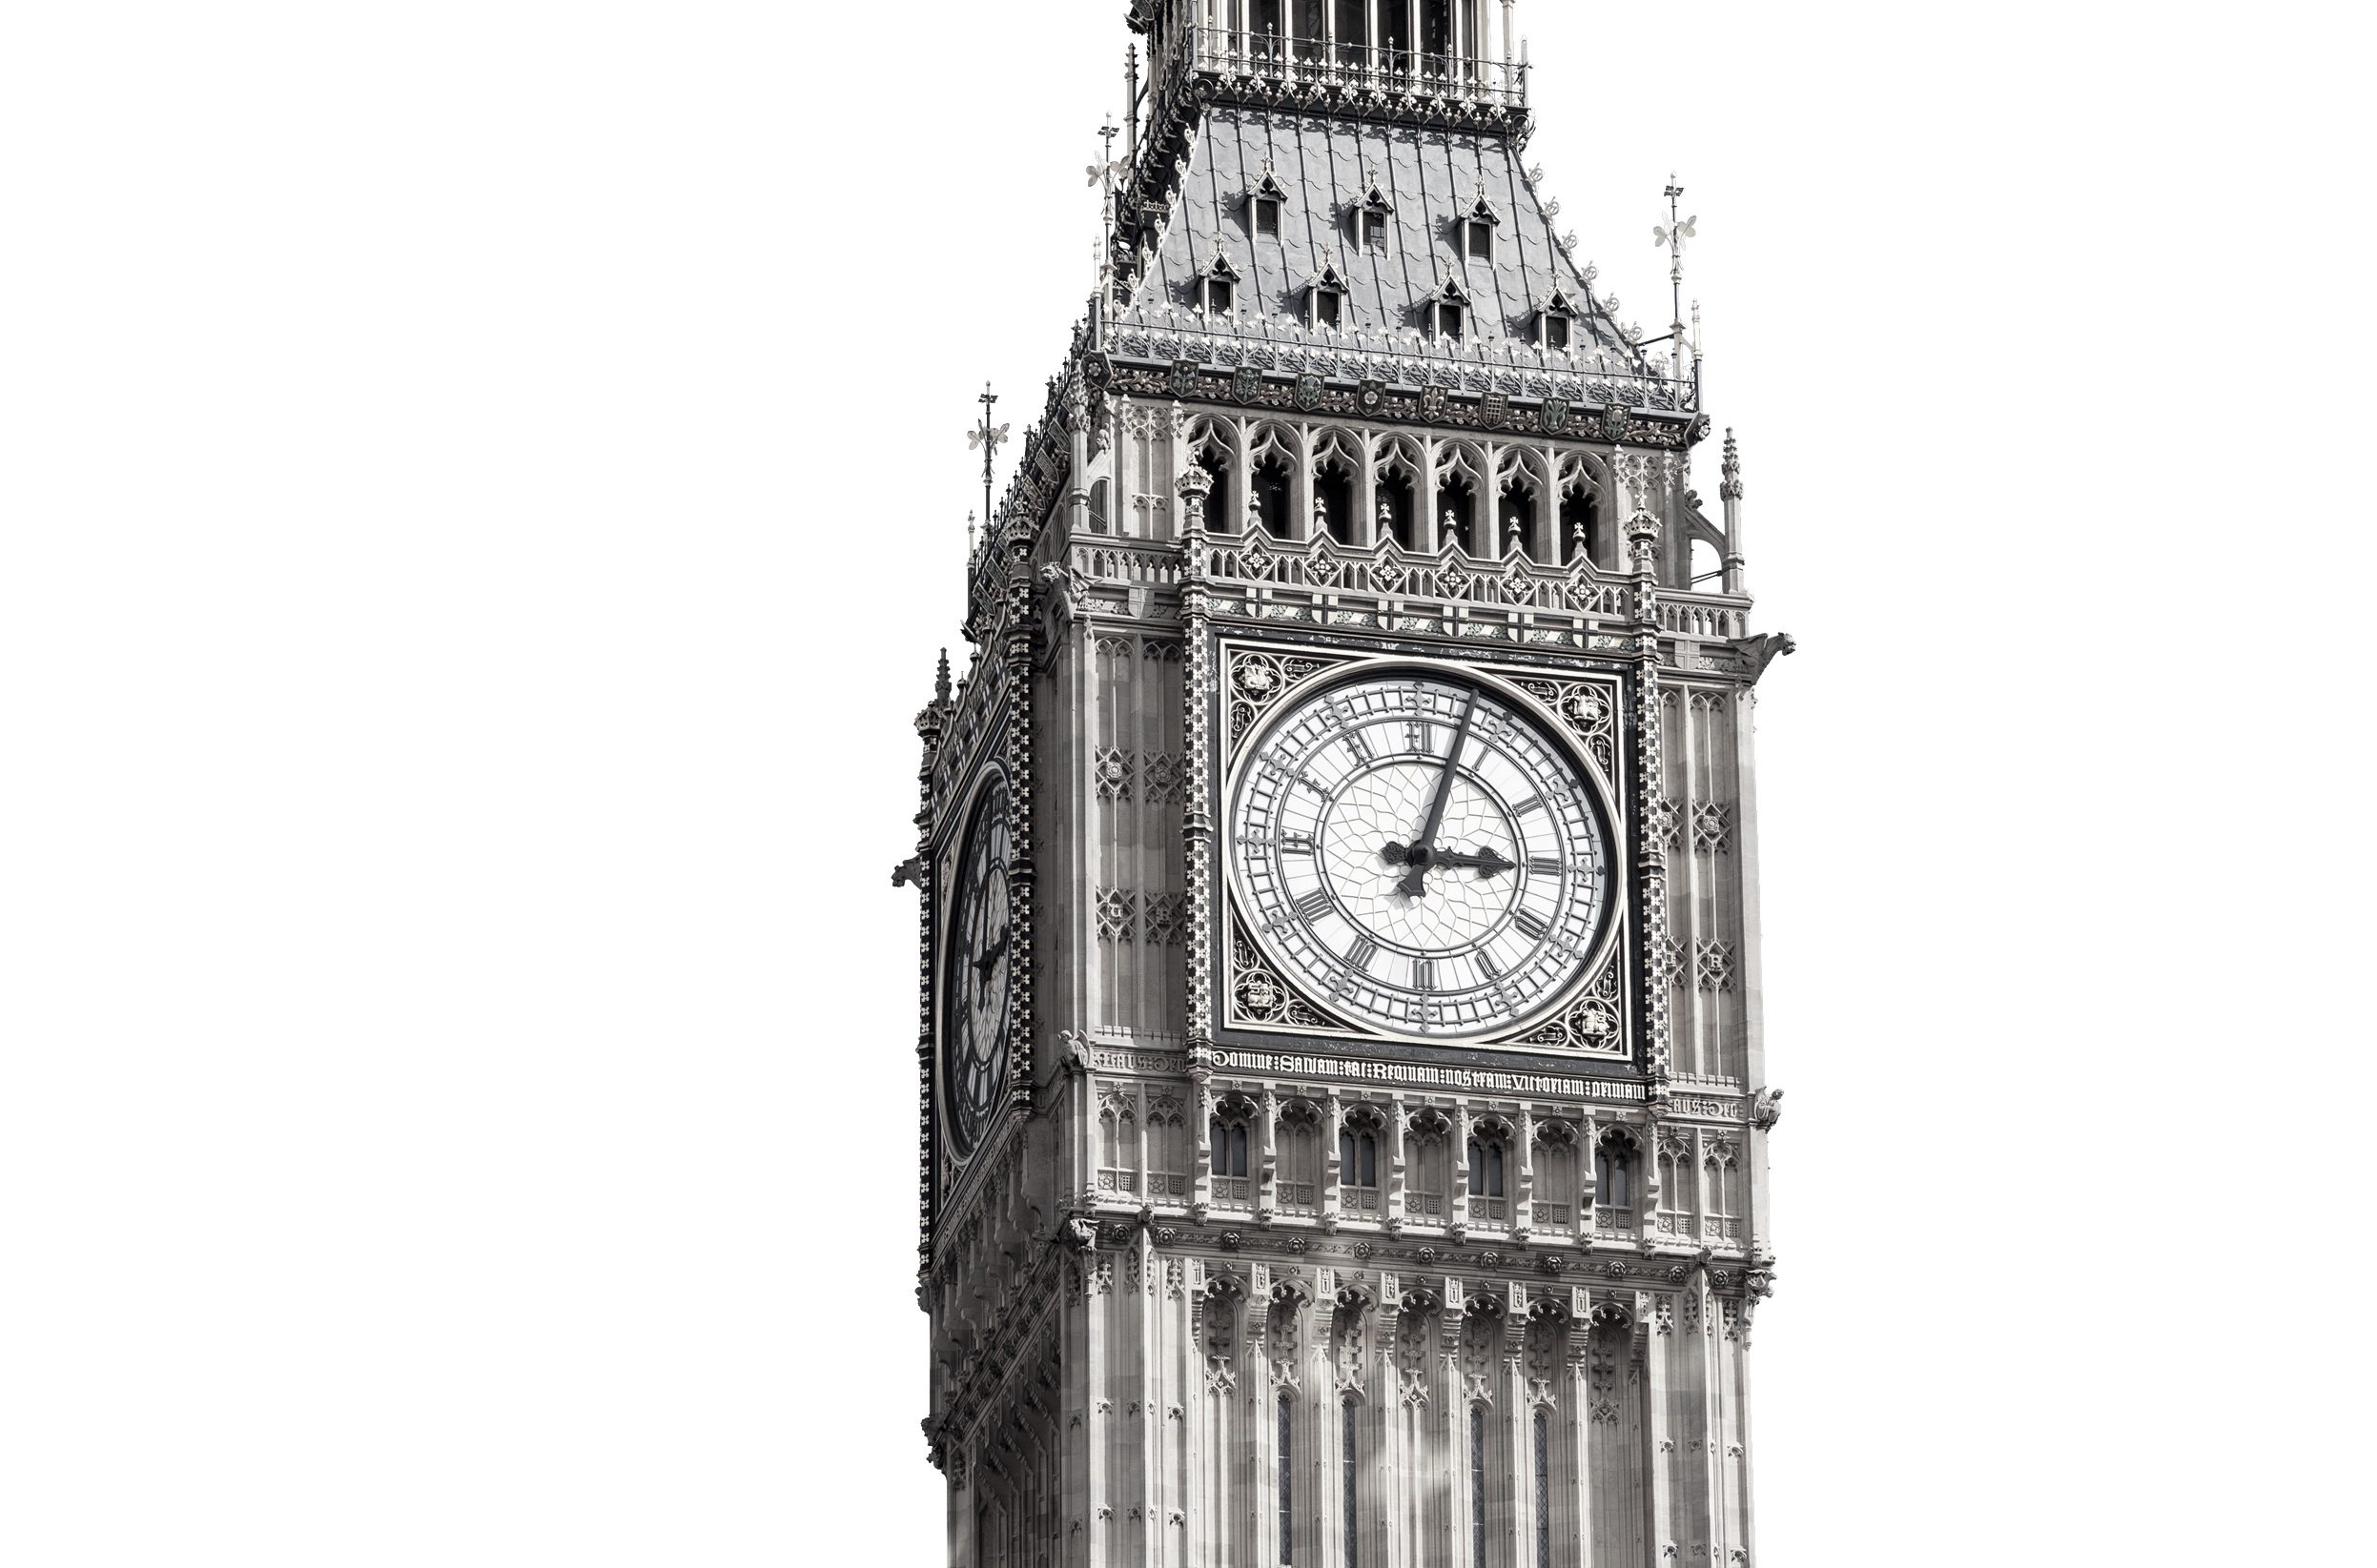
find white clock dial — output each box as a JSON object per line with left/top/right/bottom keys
{"left": 1228, "top": 671, "right": 1613, "bottom": 1039}
{"left": 942, "top": 775, "right": 1012, "bottom": 1159}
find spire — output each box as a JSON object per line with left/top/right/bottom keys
{"left": 934, "top": 647, "right": 953, "bottom": 706}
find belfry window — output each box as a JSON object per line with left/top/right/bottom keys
{"left": 1461, "top": 192, "right": 1502, "bottom": 262}
{"left": 1545, "top": 312, "right": 1570, "bottom": 349}
{"left": 1199, "top": 251, "right": 1242, "bottom": 319}
{"left": 1353, "top": 179, "right": 1395, "bottom": 253}
{"left": 1251, "top": 164, "right": 1292, "bottom": 239}
{"left": 1439, "top": 303, "right": 1464, "bottom": 340}
{"left": 1425, "top": 275, "right": 1473, "bottom": 343}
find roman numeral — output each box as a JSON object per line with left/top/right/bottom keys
{"left": 1476, "top": 947, "right": 1503, "bottom": 979}
{"left": 1294, "top": 889, "right": 1335, "bottom": 923}
{"left": 1412, "top": 957, "right": 1436, "bottom": 992}
{"left": 1343, "top": 936, "right": 1379, "bottom": 972}
{"left": 1281, "top": 833, "right": 1316, "bottom": 856}
{"left": 1294, "top": 772, "right": 1330, "bottom": 798}
{"left": 1512, "top": 907, "right": 1549, "bottom": 940}
{"left": 1527, "top": 855, "right": 1562, "bottom": 875}
{"left": 1509, "top": 795, "right": 1544, "bottom": 817}
{"left": 1342, "top": 727, "right": 1372, "bottom": 764}
{"left": 1407, "top": 721, "right": 1432, "bottom": 757}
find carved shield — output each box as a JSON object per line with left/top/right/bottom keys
{"left": 1481, "top": 391, "right": 1509, "bottom": 428}
{"left": 1294, "top": 372, "right": 1324, "bottom": 411}
{"left": 1170, "top": 358, "right": 1199, "bottom": 397}
{"left": 1600, "top": 402, "right": 1629, "bottom": 440}
{"left": 1231, "top": 364, "right": 1263, "bottom": 403}
{"left": 1540, "top": 397, "right": 1570, "bottom": 434}
{"left": 1357, "top": 378, "right": 1385, "bottom": 414}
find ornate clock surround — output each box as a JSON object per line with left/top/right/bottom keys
{"left": 1202, "top": 632, "right": 1642, "bottom": 1068}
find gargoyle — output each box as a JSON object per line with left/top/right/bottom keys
{"left": 1738, "top": 633, "right": 1796, "bottom": 684}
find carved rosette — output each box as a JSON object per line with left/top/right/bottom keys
{"left": 1221, "top": 643, "right": 1354, "bottom": 754}
{"left": 1510, "top": 673, "right": 1621, "bottom": 783}
{"left": 1511, "top": 946, "right": 1627, "bottom": 1055}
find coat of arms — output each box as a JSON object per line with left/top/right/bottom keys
{"left": 1294, "top": 372, "right": 1324, "bottom": 411}
{"left": 1540, "top": 397, "right": 1570, "bottom": 435}
{"left": 1232, "top": 364, "right": 1263, "bottom": 403}
{"left": 1599, "top": 401, "right": 1629, "bottom": 440}
{"left": 1169, "top": 358, "right": 1199, "bottom": 397}
{"left": 1481, "top": 391, "right": 1509, "bottom": 428}
{"left": 1357, "top": 379, "right": 1385, "bottom": 414}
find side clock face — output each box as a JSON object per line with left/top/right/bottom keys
{"left": 1229, "top": 671, "right": 1613, "bottom": 1040}
{"left": 941, "top": 775, "right": 1013, "bottom": 1160}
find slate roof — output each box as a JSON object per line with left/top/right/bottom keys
{"left": 1115, "top": 107, "right": 1655, "bottom": 383}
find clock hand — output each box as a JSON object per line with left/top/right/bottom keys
{"left": 1396, "top": 693, "right": 1478, "bottom": 898}
{"left": 972, "top": 927, "right": 1010, "bottom": 979}
{"left": 1382, "top": 843, "right": 1514, "bottom": 877}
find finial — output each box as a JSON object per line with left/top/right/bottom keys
{"left": 968, "top": 385, "right": 1008, "bottom": 537}
{"left": 1720, "top": 428, "right": 1743, "bottom": 501}
{"left": 934, "top": 648, "right": 953, "bottom": 705}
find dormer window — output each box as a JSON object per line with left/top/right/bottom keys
{"left": 1460, "top": 191, "right": 1502, "bottom": 261}
{"left": 1535, "top": 286, "right": 1584, "bottom": 350}
{"left": 1424, "top": 274, "right": 1473, "bottom": 341}
{"left": 1353, "top": 178, "right": 1395, "bottom": 254}
{"left": 1198, "top": 251, "right": 1242, "bottom": 318}
{"left": 1304, "top": 261, "right": 1352, "bottom": 332}
{"left": 1250, "top": 164, "right": 1291, "bottom": 239}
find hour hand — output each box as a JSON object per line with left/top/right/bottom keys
{"left": 971, "top": 927, "right": 1010, "bottom": 978}
{"left": 1431, "top": 845, "right": 1515, "bottom": 877}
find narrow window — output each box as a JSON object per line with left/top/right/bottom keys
{"left": 1316, "top": 289, "right": 1342, "bottom": 329}
{"left": 1596, "top": 1143, "right": 1631, "bottom": 1208}
{"left": 1342, "top": 1395, "right": 1360, "bottom": 1568}
{"left": 1209, "top": 278, "right": 1235, "bottom": 315}
{"left": 1487, "top": 1142, "right": 1504, "bottom": 1197}
{"left": 1469, "top": 1405, "right": 1487, "bottom": 1568}
{"left": 1440, "top": 304, "right": 1464, "bottom": 341}
{"left": 1257, "top": 198, "right": 1281, "bottom": 237}
{"left": 1546, "top": 313, "right": 1570, "bottom": 350}
{"left": 1467, "top": 219, "right": 1493, "bottom": 260}
{"left": 1231, "top": 1124, "right": 1250, "bottom": 1177}
{"left": 1363, "top": 211, "right": 1387, "bottom": 251}
{"left": 1279, "top": 1391, "right": 1295, "bottom": 1563}
{"left": 1532, "top": 1409, "right": 1550, "bottom": 1568}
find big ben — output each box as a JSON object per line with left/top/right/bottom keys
{"left": 908, "top": 5, "right": 1789, "bottom": 1564}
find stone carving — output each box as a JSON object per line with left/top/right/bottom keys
{"left": 1095, "top": 747, "right": 1132, "bottom": 800}
{"left": 1096, "top": 887, "right": 1137, "bottom": 943}
{"left": 1691, "top": 801, "right": 1733, "bottom": 853}
{"left": 1693, "top": 941, "right": 1736, "bottom": 993}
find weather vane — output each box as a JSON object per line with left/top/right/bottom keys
{"left": 1653, "top": 174, "right": 1697, "bottom": 377}
{"left": 967, "top": 383, "right": 1008, "bottom": 540}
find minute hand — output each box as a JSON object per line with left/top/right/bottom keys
{"left": 1397, "top": 695, "right": 1478, "bottom": 897}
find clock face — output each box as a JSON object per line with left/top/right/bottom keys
{"left": 1228, "top": 670, "right": 1614, "bottom": 1040}
{"left": 942, "top": 775, "right": 1013, "bottom": 1160}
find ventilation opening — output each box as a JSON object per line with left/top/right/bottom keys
{"left": 1435, "top": 474, "right": 1476, "bottom": 554}
{"left": 1251, "top": 453, "right": 1293, "bottom": 540}
{"left": 1377, "top": 470, "right": 1416, "bottom": 550}
{"left": 1316, "top": 461, "right": 1354, "bottom": 545}
{"left": 1560, "top": 487, "right": 1599, "bottom": 566}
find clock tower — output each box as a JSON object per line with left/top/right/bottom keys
{"left": 909, "top": 6, "right": 1789, "bottom": 1565}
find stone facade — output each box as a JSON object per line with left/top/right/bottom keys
{"left": 910, "top": 6, "right": 1786, "bottom": 1565}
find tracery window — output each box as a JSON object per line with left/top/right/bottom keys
{"left": 1532, "top": 1121, "right": 1580, "bottom": 1233}
{"left": 1212, "top": 1101, "right": 1254, "bottom": 1206}
{"left": 1097, "top": 1093, "right": 1138, "bottom": 1195}
{"left": 1466, "top": 1123, "right": 1508, "bottom": 1224}
{"left": 1147, "top": 1096, "right": 1191, "bottom": 1201}
{"left": 1595, "top": 1127, "right": 1637, "bottom": 1233}
{"left": 1339, "top": 1106, "right": 1383, "bottom": 1215}
{"left": 1277, "top": 1100, "right": 1323, "bottom": 1215}
{"left": 1703, "top": 1140, "right": 1742, "bottom": 1245}
{"left": 1314, "top": 454, "right": 1355, "bottom": 545}
{"left": 1559, "top": 484, "right": 1600, "bottom": 566}
{"left": 1406, "top": 1109, "right": 1451, "bottom": 1223}
{"left": 1250, "top": 448, "right": 1295, "bottom": 540}
{"left": 1435, "top": 470, "right": 1478, "bottom": 555}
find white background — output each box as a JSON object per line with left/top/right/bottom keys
{"left": 3, "top": 2, "right": 2371, "bottom": 1563}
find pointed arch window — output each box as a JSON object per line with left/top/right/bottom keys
{"left": 1531, "top": 1121, "right": 1580, "bottom": 1233}
{"left": 1536, "top": 286, "right": 1584, "bottom": 351}
{"left": 1466, "top": 1121, "right": 1509, "bottom": 1224}
{"left": 1339, "top": 1105, "right": 1383, "bottom": 1215}
{"left": 1305, "top": 261, "right": 1351, "bottom": 332}
{"left": 1424, "top": 275, "right": 1473, "bottom": 343}
{"left": 1353, "top": 180, "right": 1395, "bottom": 254}
{"left": 1199, "top": 251, "right": 1242, "bottom": 318}
{"left": 1250, "top": 165, "right": 1292, "bottom": 239}
{"left": 1211, "top": 1095, "right": 1256, "bottom": 1206}
{"left": 1406, "top": 1108, "right": 1452, "bottom": 1223}
{"left": 1594, "top": 1127, "right": 1637, "bottom": 1233}
{"left": 1096, "top": 1091, "right": 1139, "bottom": 1195}
{"left": 1461, "top": 192, "right": 1502, "bottom": 262}
{"left": 1277, "top": 1100, "right": 1323, "bottom": 1216}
